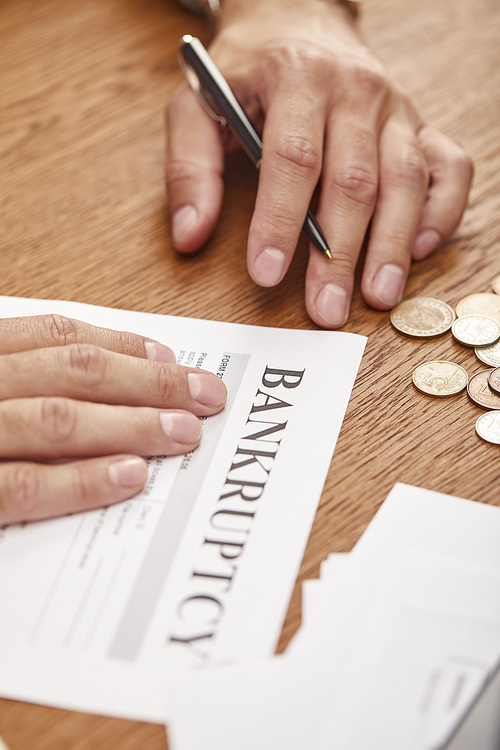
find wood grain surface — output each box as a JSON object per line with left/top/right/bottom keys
{"left": 1, "top": 0, "right": 499, "bottom": 746}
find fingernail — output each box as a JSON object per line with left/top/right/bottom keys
{"left": 412, "top": 229, "right": 441, "bottom": 260}
{"left": 188, "top": 372, "right": 227, "bottom": 407}
{"left": 253, "top": 247, "right": 287, "bottom": 286}
{"left": 372, "top": 263, "right": 406, "bottom": 307}
{"left": 145, "top": 341, "right": 176, "bottom": 364}
{"left": 109, "top": 457, "right": 148, "bottom": 487}
{"left": 160, "top": 412, "right": 202, "bottom": 444}
{"left": 314, "top": 283, "right": 349, "bottom": 328}
{"left": 172, "top": 205, "right": 198, "bottom": 247}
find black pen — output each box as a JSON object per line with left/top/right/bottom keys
{"left": 178, "top": 35, "right": 332, "bottom": 260}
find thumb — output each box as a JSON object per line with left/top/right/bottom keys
{"left": 165, "top": 84, "right": 225, "bottom": 253}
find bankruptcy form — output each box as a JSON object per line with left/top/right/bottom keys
{"left": 0, "top": 296, "right": 366, "bottom": 722}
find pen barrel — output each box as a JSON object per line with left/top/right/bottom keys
{"left": 180, "top": 36, "right": 330, "bottom": 258}
{"left": 181, "top": 38, "right": 262, "bottom": 165}
{"left": 303, "top": 212, "right": 331, "bottom": 258}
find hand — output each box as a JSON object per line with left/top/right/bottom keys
{"left": 166, "top": 0, "right": 473, "bottom": 328}
{"left": 0, "top": 315, "right": 227, "bottom": 525}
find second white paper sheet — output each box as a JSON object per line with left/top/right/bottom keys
{"left": 0, "top": 296, "right": 366, "bottom": 722}
{"left": 168, "top": 484, "right": 500, "bottom": 750}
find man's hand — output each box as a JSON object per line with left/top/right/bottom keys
{"left": 0, "top": 315, "right": 227, "bottom": 524}
{"left": 166, "top": 0, "right": 472, "bottom": 328}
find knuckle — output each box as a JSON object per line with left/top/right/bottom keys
{"left": 273, "top": 132, "right": 322, "bottom": 176}
{"left": 388, "top": 146, "right": 429, "bottom": 189}
{"left": 328, "top": 249, "right": 358, "bottom": 278}
{"left": 73, "top": 463, "right": 94, "bottom": 505}
{"left": 155, "top": 364, "right": 178, "bottom": 404}
{"left": 331, "top": 162, "right": 378, "bottom": 207}
{"left": 383, "top": 228, "right": 412, "bottom": 254}
{"left": 2, "top": 464, "right": 43, "bottom": 519}
{"left": 166, "top": 157, "right": 199, "bottom": 189}
{"left": 67, "top": 343, "right": 107, "bottom": 387}
{"left": 41, "top": 314, "right": 79, "bottom": 347}
{"left": 258, "top": 208, "right": 298, "bottom": 241}
{"left": 291, "top": 48, "right": 333, "bottom": 85}
{"left": 39, "top": 397, "right": 78, "bottom": 442}
{"left": 269, "top": 41, "right": 328, "bottom": 81}
{"left": 166, "top": 154, "right": 221, "bottom": 200}
{"left": 100, "top": 329, "right": 147, "bottom": 359}
{"left": 350, "top": 59, "right": 388, "bottom": 98}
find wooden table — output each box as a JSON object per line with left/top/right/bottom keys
{"left": 1, "top": 0, "right": 499, "bottom": 746}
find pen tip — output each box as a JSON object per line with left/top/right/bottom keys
{"left": 325, "top": 247, "right": 333, "bottom": 260}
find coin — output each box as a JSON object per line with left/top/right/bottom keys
{"left": 475, "top": 411, "right": 500, "bottom": 444}
{"left": 475, "top": 339, "right": 500, "bottom": 367}
{"left": 451, "top": 314, "right": 500, "bottom": 347}
{"left": 390, "top": 298, "right": 456, "bottom": 338}
{"left": 492, "top": 275, "right": 500, "bottom": 296}
{"left": 412, "top": 361, "right": 468, "bottom": 397}
{"left": 489, "top": 367, "right": 500, "bottom": 395}
{"left": 456, "top": 292, "right": 500, "bottom": 323}
{"left": 467, "top": 370, "right": 500, "bottom": 409}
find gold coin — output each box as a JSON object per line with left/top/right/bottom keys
{"left": 475, "top": 340, "right": 500, "bottom": 367}
{"left": 489, "top": 367, "right": 500, "bottom": 395}
{"left": 467, "top": 370, "right": 500, "bottom": 409}
{"left": 475, "top": 411, "right": 500, "bottom": 445}
{"left": 451, "top": 314, "right": 500, "bottom": 347}
{"left": 412, "top": 361, "right": 468, "bottom": 397}
{"left": 492, "top": 275, "right": 500, "bottom": 296}
{"left": 390, "top": 297, "right": 455, "bottom": 338}
{"left": 456, "top": 292, "right": 500, "bottom": 323}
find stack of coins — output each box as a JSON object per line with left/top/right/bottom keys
{"left": 390, "top": 275, "right": 500, "bottom": 445}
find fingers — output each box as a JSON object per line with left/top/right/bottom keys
{"left": 247, "top": 71, "right": 326, "bottom": 287}
{"left": 0, "top": 313, "right": 228, "bottom": 525}
{"left": 166, "top": 84, "right": 225, "bottom": 253}
{"left": 302, "top": 107, "right": 472, "bottom": 328}
{"left": 306, "top": 101, "right": 430, "bottom": 326}
{"left": 304, "top": 67, "right": 385, "bottom": 328}
{"left": 0, "top": 398, "right": 203, "bottom": 460}
{"left": 0, "top": 344, "right": 227, "bottom": 416}
{"left": 164, "top": 15, "right": 473, "bottom": 328}
{"left": 0, "top": 315, "right": 176, "bottom": 363}
{"left": 360, "top": 116, "right": 429, "bottom": 310}
{"left": 0, "top": 456, "right": 149, "bottom": 525}
{"left": 411, "top": 126, "right": 473, "bottom": 260}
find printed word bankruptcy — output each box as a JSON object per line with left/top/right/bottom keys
{"left": 169, "top": 367, "right": 306, "bottom": 657}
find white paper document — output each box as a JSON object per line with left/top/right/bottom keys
{"left": 169, "top": 484, "right": 500, "bottom": 750}
{"left": 0, "top": 296, "right": 366, "bottom": 722}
